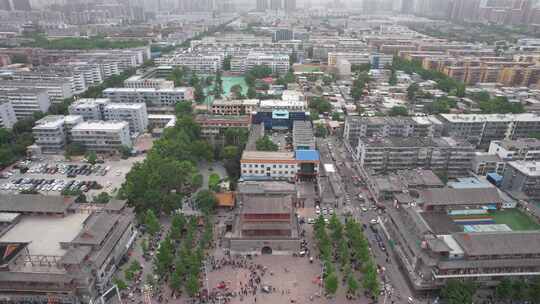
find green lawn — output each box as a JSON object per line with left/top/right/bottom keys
{"left": 491, "top": 209, "right": 540, "bottom": 231}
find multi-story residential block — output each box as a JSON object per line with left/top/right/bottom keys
{"left": 211, "top": 99, "right": 259, "bottom": 115}
{"left": 2, "top": 79, "right": 74, "bottom": 104}
{"left": 354, "top": 137, "right": 474, "bottom": 177}
{"left": 0, "top": 87, "right": 50, "bottom": 120}
{"left": 0, "top": 196, "right": 136, "bottom": 302}
{"left": 502, "top": 160, "right": 540, "bottom": 200}
{"left": 488, "top": 138, "right": 540, "bottom": 162}
{"left": 328, "top": 52, "right": 370, "bottom": 67}
{"left": 32, "top": 115, "right": 83, "bottom": 153}
{"left": 70, "top": 121, "right": 132, "bottom": 152}
{"left": 155, "top": 54, "right": 222, "bottom": 75}
{"left": 0, "top": 100, "right": 17, "bottom": 129}
{"left": 292, "top": 121, "right": 315, "bottom": 150}
{"left": 195, "top": 115, "right": 251, "bottom": 138}
{"left": 124, "top": 74, "right": 174, "bottom": 89}
{"left": 68, "top": 98, "right": 110, "bottom": 121}
{"left": 343, "top": 116, "right": 443, "bottom": 152}
{"left": 471, "top": 152, "right": 506, "bottom": 176}
{"left": 439, "top": 113, "right": 540, "bottom": 148}
{"left": 103, "top": 103, "right": 148, "bottom": 134}
{"left": 102, "top": 87, "right": 194, "bottom": 108}
{"left": 231, "top": 52, "right": 290, "bottom": 75}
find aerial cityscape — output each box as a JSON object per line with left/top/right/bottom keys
{"left": 0, "top": 0, "right": 540, "bottom": 304}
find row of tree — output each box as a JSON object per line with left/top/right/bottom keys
{"left": 313, "top": 215, "right": 380, "bottom": 299}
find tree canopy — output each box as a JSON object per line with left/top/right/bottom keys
{"left": 256, "top": 135, "right": 278, "bottom": 151}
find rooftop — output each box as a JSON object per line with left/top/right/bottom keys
{"left": 440, "top": 113, "right": 540, "bottom": 123}
{"left": 507, "top": 161, "right": 540, "bottom": 177}
{"left": 418, "top": 188, "right": 504, "bottom": 206}
{"left": 453, "top": 231, "right": 540, "bottom": 256}
{"left": 71, "top": 120, "right": 129, "bottom": 131}
{"left": 241, "top": 151, "right": 295, "bottom": 162}
{"left": 103, "top": 87, "right": 190, "bottom": 93}
{"left": 237, "top": 181, "right": 296, "bottom": 194}
{"left": 0, "top": 194, "right": 75, "bottom": 214}
{"left": 0, "top": 213, "right": 89, "bottom": 257}
{"left": 104, "top": 103, "right": 146, "bottom": 110}
{"left": 242, "top": 195, "right": 292, "bottom": 214}
{"left": 295, "top": 150, "right": 320, "bottom": 162}
{"left": 495, "top": 138, "right": 540, "bottom": 151}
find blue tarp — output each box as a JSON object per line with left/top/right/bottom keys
{"left": 295, "top": 150, "right": 320, "bottom": 161}
{"left": 487, "top": 172, "right": 503, "bottom": 185}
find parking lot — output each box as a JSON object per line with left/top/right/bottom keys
{"left": 0, "top": 154, "right": 145, "bottom": 199}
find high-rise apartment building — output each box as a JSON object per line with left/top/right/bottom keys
{"left": 270, "top": 0, "right": 282, "bottom": 10}
{"left": 256, "top": 0, "right": 268, "bottom": 11}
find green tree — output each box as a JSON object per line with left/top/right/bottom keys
{"left": 194, "top": 190, "right": 217, "bottom": 213}
{"left": 324, "top": 272, "right": 338, "bottom": 295}
{"left": 331, "top": 112, "right": 342, "bottom": 121}
{"left": 85, "top": 151, "right": 97, "bottom": 165}
{"left": 407, "top": 82, "right": 419, "bottom": 101}
{"left": 93, "top": 192, "right": 111, "bottom": 204}
{"left": 441, "top": 279, "right": 477, "bottom": 304}
{"left": 388, "top": 106, "right": 408, "bottom": 116}
{"left": 113, "top": 277, "right": 128, "bottom": 290}
{"left": 256, "top": 135, "right": 278, "bottom": 151}
{"left": 223, "top": 145, "right": 240, "bottom": 160}
{"left": 495, "top": 278, "right": 513, "bottom": 302}
{"left": 168, "top": 67, "right": 186, "bottom": 86}
{"left": 170, "top": 270, "right": 182, "bottom": 295}
{"left": 230, "top": 84, "right": 244, "bottom": 98}
{"left": 193, "top": 83, "right": 205, "bottom": 103}
{"left": 154, "top": 236, "right": 174, "bottom": 277}
{"left": 208, "top": 173, "right": 221, "bottom": 192}
{"left": 191, "top": 174, "right": 203, "bottom": 190}
{"left": 347, "top": 274, "right": 359, "bottom": 295}
{"left": 169, "top": 213, "right": 186, "bottom": 240}
{"left": 145, "top": 210, "right": 161, "bottom": 236}
{"left": 388, "top": 69, "right": 397, "bottom": 85}
{"left": 185, "top": 274, "right": 200, "bottom": 297}
{"left": 119, "top": 145, "right": 131, "bottom": 159}
{"left": 176, "top": 102, "right": 193, "bottom": 116}
{"left": 246, "top": 86, "right": 257, "bottom": 98}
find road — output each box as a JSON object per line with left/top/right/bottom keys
{"left": 318, "top": 135, "right": 417, "bottom": 304}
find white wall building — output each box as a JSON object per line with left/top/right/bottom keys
{"left": 32, "top": 115, "right": 83, "bottom": 153}
{"left": 103, "top": 103, "right": 149, "bottom": 134}
{"left": 124, "top": 75, "right": 174, "bottom": 89}
{"left": 68, "top": 98, "right": 110, "bottom": 121}
{"left": 155, "top": 54, "right": 223, "bottom": 75}
{"left": 231, "top": 52, "right": 290, "bottom": 75}
{"left": 0, "top": 88, "right": 50, "bottom": 120}
{"left": 0, "top": 101, "right": 17, "bottom": 129}
{"left": 70, "top": 121, "right": 132, "bottom": 152}
{"left": 103, "top": 87, "right": 194, "bottom": 107}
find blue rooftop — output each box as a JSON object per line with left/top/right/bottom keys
{"left": 295, "top": 149, "right": 320, "bottom": 161}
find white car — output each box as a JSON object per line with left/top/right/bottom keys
{"left": 370, "top": 218, "right": 378, "bottom": 224}
{"left": 307, "top": 218, "right": 315, "bottom": 224}
{"left": 361, "top": 207, "right": 369, "bottom": 212}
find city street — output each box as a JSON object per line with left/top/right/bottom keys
{"left": 319, "top": 135, "right": 418, "bottom": 304}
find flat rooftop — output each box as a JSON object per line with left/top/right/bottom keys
{"left": 507, "top": 161, "right": 540, "bottom": 177}
{"left": 440, "top": 113, "right": 540, "bottom": 123}
{"left": 103, "top": 87, "right": 189, "bottom": 93}
{"left": 71, "top": 120, "right": 128, "bottom": 131}
{"left": 241, "top": 151, "right": 295, "bottom": 162}
{"left": 104, "top": 103, "right": 146, "bottom": 110}
{"left": 0, "top": 213, "right": 89, "bottom": 257}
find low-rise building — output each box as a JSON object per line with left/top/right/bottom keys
{"left": 195, "top": 115, "right": 251, "bottom": 138}
{"left": 0, "top": 195, "right": 136, "bottom": 302}
{"left": 211, "top": 99, "right": 259, "bottom": 115}
{"left": 240, "top": 150, "right": 320, "bottom": 181}
{"left": 70, "top": 121, "right": 132, "bottom": 152}
{"left": 226, "top": 182, "right": 300, "bottom": 255}
{"left": 488, "top": 138, "right": 540, "bottom": 162}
